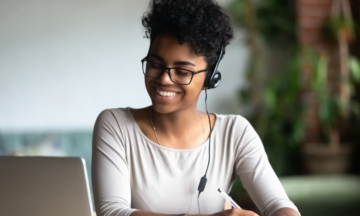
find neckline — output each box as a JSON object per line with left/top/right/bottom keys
{"left": 125, "top": 107, "right": 219, "bottom": 152}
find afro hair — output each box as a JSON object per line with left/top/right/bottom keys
{"left": 142, "top": 0, "right": 234, "bottom": 68}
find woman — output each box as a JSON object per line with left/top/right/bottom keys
{"left": 91, "top": 0, "right": 300, "bottom": 216}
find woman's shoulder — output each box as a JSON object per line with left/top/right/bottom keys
{"left": 214, "top": 113, "right": 258, "bottom": 140}
{"left": 96, "top": 107, "right": 131, "bottom": 118}
{"left": 215, "top": 114, "right": 261, "bottom": 153}
{"left": 215, "top": 113, "right": 252, "bottom": 129}
{"left": 94, "top": 107, "right": 135, "bottom": 127}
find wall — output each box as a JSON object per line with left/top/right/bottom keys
{"left": 0, "top": 0, "right": 248, "bottom": 131}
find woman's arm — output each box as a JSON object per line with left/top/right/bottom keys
{"left": 233, "top": 118, "right": 300, "bottom": 216}
{"left": 92, "top": 109, "right": 138, "bottom": 216}
{"left": 271, "top": 207, "right": 300, "bottom": 216}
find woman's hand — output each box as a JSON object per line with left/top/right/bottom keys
{"left": 209, "top": 208, "right": 259, "bottom": 216}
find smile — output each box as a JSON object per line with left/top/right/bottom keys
{"left": 156, "top": 88, "right": 178, "bottom": 97}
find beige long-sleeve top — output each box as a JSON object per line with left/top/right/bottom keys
{"left": 91, "top": 107, "right": 299, "bottom": 216}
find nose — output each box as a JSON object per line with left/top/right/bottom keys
{"left": 157, "top": 68, "right": 173, "bottom": 84}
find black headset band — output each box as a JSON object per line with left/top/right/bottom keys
{"left": 210, "top": 46, "right": 224, "bottom": 80}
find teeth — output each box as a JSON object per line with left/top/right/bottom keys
{"left": 156, "top": 88, "right": 177, "bottom": 97}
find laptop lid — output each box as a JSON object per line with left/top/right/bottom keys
{"left": 0, "top": 156, "right": 93, "bottom": 216}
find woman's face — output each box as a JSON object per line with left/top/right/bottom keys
{"left": 145, "top": 33, "right": 208, "bottom": 114}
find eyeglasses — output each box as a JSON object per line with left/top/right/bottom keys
{"left": 141, "top": 57, "right": 207, "bottom": 85}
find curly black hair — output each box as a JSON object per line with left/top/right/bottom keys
{"left": 142, "top": 0, "right": 234, "bottom": 69}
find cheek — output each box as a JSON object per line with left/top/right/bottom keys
{"left": 183, "top": 74, "right": 206, "bottom": 97}
{"left": 192, "top": 73, "right": 206, "bottom": 90}
{"left": 144, "top": 77, "right": 157, "bottom": 98}
{"left": 144, "top": 77, "right": 152, "bottom": 91}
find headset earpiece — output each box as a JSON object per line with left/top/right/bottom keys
{"left": 203, "top": 46, "right": 224, "bottom": 90}
{"left": 208, "top": 71, "right": 221, "bottom": 89}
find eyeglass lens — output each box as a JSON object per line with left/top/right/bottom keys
{"left": 142, "top": 60, "right": 193, "bottom": 84}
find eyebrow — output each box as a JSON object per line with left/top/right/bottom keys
{"left": 149, "top": 53, "right": 196, "bottom": 67}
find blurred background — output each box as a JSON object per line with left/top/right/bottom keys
{"left": 1, "top": 0, "right": 360, "bottom": 215}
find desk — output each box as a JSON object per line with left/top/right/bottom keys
{"left": 280, "top": 175, "right": 360, "bottom": 216}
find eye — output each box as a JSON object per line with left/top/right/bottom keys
{"left": 174, "top": 68, "right": 192, "bottom": 76}
{"left": 148, "top": 61, "right": 163, "bottom": 69}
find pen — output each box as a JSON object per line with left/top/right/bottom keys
{"left": 218, "top": 188, "right": 242, "bottom": 209}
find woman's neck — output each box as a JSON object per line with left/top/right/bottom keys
{"left": 130, "top": 105, "right": 215, "bottom": 149}
{"left": 151, "top": 105, "right": 202, "bottom": 138}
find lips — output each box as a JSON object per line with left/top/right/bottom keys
{"left": 156, "top": 88, "right": 179, "bottom": 96}
{"left": 152, "top": 86, "right": 180, "bottom": 102}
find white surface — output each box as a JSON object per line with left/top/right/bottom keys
{"left": 0, "top": 0, "right": 248, "bottom": 131}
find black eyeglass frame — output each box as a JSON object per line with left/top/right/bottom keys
{"left": 141, "top": 57, "right": 208, "bottom": 85}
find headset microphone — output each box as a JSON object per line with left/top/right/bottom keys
{"left": 197, "top": 46, "right": 225, "bottom": 214}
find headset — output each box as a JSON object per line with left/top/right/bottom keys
{"left": 203, "top": 46, "right": 224, "bottom": 90}
{"left": 197, "top": 45, "right": 225, "bottom": 213}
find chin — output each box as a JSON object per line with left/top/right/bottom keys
{"left": 151, "top": 103, "right": 177, "bottom": 114}
{"left": 148, "top": 86, "right": 184, "bottom": 114}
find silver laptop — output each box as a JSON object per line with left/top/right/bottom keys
{"left": 0, "top": 156, "right": 93, "bottom": 216}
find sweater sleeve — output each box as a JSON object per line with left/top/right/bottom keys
{"left": 233, "top": 117, "right": 300, "bottom": 216}
{"left": 91, "top": 109, "right": 139, "bottom": 216}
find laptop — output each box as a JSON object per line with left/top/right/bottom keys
{"left": 0, "top": 156, "right": 93, "bottom": 216}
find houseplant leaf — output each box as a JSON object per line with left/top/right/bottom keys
{"left": 349, "top": 56, "right": 360, "bottom": 82}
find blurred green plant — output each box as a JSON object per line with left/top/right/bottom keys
{"left": 228, "top": 0, "right": 296, "bottom": 46}
{"left": 304, "top": 49, "right": 360, "bottom": 145}
{"left": 327, "top": 0, "right": 357, "bottom": 43}
{"left": 244, "top": 53, "right": 305, "bottom": 175}
{"left": 228, "top": 0, "right": 360, "bottom": 175}
{"left": 327, "top": 17, "right": 356, "bottom": 42}
{"left": 227, "top": 0, "right": 360, "bottom": 199}
{"left": 314, "top": 0, "right": 360, "bottom": 146}
{"left": 227, "top": 0, "right": 301, "bottom": 176}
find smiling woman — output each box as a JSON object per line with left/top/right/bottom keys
{"left": 91, "top": 1, "right": 300, "bottom": 216}
{"left": 144, "top": 33, "right": 208, "bottom": 114}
